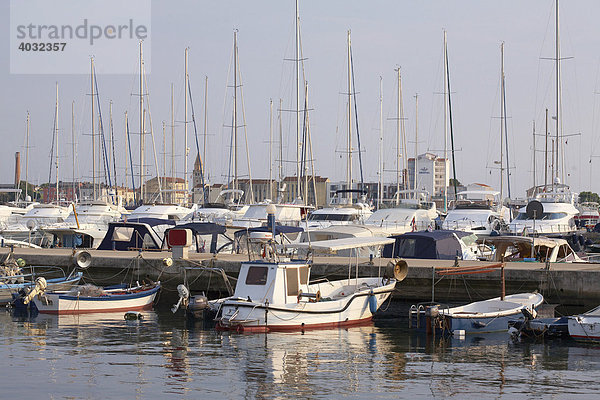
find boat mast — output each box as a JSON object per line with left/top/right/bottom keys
{"left": 91, "top": 57, "right": 96, "bottom": 200}
{"left": 500, "top": 42, "right": 505, "bottom": 202}
{"left": 278, "top": 98, "right": 284, "bottom": 198}
{"left": 233, "top": 32, "right": 238, "bottom": 193}
{"left": 269, "top": 98, "right": 273, "bottom": 200}
{"left": 443, "top": 30, "right": 448, "bottom": 213}
{"left": 162, "top": 121, "right": 166, "bottom": 181}
{"left": 72, "top": 101, "right": 75, "bottom": 202}
{"left": 346, "top": 30, "right": 353, "bottom": 203}
{"left": 555, "top": 0, "right": 561, "bottom": 185}
{"left": 295, "top": 0, "right": 301, "bottom": 201}
{"left": 203, "top": 76, "right": 208, "bottom": 203}
{"left": 184, "top": 47, "right": 189, "bottom": 201}
{"left": 395, "top": 67, "right": 401, "bottom": 205}
{"left": 54, "top": 82, "right": 59, "bottom": 204}
{"left": 414, "top": 93, "right": 419, "bottom": 198}
{"left": 139, "top": 41, "right": 144, "bottom": 204}
{"left": 109, "top": 100, "right": 117, "bottom": 195}
{"left": 378, "top": 76, "right": 383, "bottom": 209}
{"left": 532, "top": 120, "right": 536, "bottom": 189}
{"left": 25, "top": 111, "right": 30, "bottom": 200}
{"left": 304, "top": 81, "right": 309, "bottom": 203}
{"left": 545, "top": 108, "right": 549, "bottom": 189}
{"left": 170, "top": 83, "right": 175, "bottom": 203}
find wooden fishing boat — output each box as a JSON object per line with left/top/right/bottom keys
{"left": 26, "top": 281, "right": 160, "bottom": 315}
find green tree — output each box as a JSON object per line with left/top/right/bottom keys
{"left": 579, "top": 191, "right": 600, "bottom": 204}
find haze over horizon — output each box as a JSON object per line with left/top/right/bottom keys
{"left": 2, "top": 0, "right": 600, "bottom": 200}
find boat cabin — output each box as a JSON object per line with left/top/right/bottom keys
{"left": 233, "top": 260, "right": 311, "bottom": 304}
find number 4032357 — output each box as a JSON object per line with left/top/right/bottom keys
{"left": 18, "top": 42, "right": 67, "bottom": 51}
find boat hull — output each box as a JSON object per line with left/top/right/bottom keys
{"left": 32, "top": 284, "right": 160, "bottom": 314}
{"left": 568, "top": 315, "right": 600, "bottom": 342}
{"left": 216, "top": 279, "right": 395, "bottom": 332}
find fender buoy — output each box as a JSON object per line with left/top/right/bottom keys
{"left": 368, "top": 292, "right": 378, "bottom": 314}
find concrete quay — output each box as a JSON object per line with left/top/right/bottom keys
{"left": 2, "top": 247, "right": 600, "bottom": 308}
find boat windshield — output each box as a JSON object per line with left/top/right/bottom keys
{"left": 308, "top": 213, "right": 356, "bottom": 222}
{"left": 514, "top": 212, "right": 567, "bottom": 221}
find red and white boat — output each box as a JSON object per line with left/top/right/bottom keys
{"left": 568, "top": 305, "right": 600, "bottom": 342}
{"left": 575, "top": 202, "right": 599, "bottom": 230}
{"left": 30, "top": 282, "right": 160, "bottom": 314}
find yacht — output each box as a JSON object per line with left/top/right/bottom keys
{"left": 192, "top": 189, "right": 249, "bottom": 222}
{"left": 0, "top": 203, "right": 71, "bottom": 246}
{"left": 303, "top": 189, "right": 372, "bottom": 230}
{"left": 509, "top": 183, "right": 578, "bottom": 236}
{"left": 442, "top": 190, "right": 510, "bottom": 236}
{"left": 364, "top": 191, "right": 437, "bottom": 235}
{"left": 39, "top": 200, "right": 125, "bottom": 249}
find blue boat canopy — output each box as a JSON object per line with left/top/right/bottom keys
{"left": 383, "top": 230, "right": 470, "bottom": 260}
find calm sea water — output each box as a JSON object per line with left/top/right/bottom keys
{"left": 2, "top": 303, "right": 600, "bottom": 399}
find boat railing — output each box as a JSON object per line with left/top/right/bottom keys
{"left": 0, "top": 265, "right": 73, "bottom": 283}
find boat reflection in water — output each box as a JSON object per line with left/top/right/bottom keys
{"left": 3, "top": 306, "right": 600, "bottom": 398}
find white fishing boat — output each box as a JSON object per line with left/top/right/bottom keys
{"left": 25, "top": 281, "right": 160, "bottom": 315}
{"left": 568, "top": 306, "right": 600, "bottom": 342}
{"left": 209, "top": 233, "right": 401, "bottom": 332}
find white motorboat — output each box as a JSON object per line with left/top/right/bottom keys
{"left": 39, "top": 200, "right": 125, "bottom": 249}
{"left": 0, "top": 203, "right": 71, "bottom": 246}
{"left": 509, "top": 183, "right": 578, "bottom": 236}
{"left": 304, "top": 189, "right": 372, "bottom": 230}
{"left": 568, "top": 305, "right": 600, "bottom": 342}
{"left": 216, "top": 202, "right": 311, "bottom": 237}
{"left": 410, "top": 292, "right": 544, "bottom": 334}
{"left": 442, "top": 190, "right": 510, "bottom": 236}
{"left": 364, "top": 198, "right": 437, "bottom": 235}
{"left": 210, "top": 236, "right": 401, "bottom": 332}
{"left": 193, "top": 189, "right": 249, "bottom": 222}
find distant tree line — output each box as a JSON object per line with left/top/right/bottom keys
{"left": 579, "top": 191, "right": 600, "bottom": 204}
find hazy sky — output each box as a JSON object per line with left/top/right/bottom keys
{"left": 2, "top": 0, "right": 600, "bottom": 200}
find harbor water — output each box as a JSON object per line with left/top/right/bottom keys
{"left": 2, "top": 303, "right": 600, "bottom": 399}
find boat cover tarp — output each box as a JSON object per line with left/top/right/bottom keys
{"left": 123, "top": 218, "right": 177, "bottom": 228}
{"left": 234, "top": 225, "right": 304, "bottom": 238}
{"left": 383, "top": 230, "right": 469, "bottom": 259}
{"left": 166, "top": 222, "right": 226, "bottom": 235}
{"left": 289, "top": 236, "right": 395, "bottom": 252}
{"left": 97, "top": 221, "right": 162, "bottom": 250}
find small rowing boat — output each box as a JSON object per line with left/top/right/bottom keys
{"left": 21, "top": 281, "right": 160, "bottom": 315}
